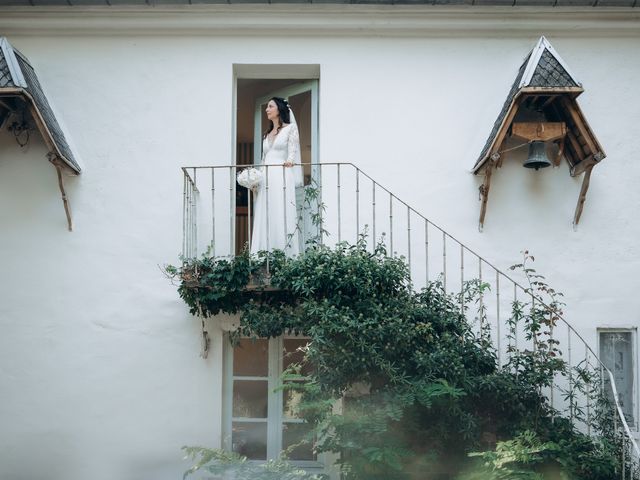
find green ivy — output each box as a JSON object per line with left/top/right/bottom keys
{"left": 167, "top": 244, "right": 627, "bottom": 480}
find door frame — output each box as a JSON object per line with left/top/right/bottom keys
{"left": 231, "top": 74, "right": 320, "bottom": 254}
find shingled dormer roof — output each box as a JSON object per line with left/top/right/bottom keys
{"left": 0, "top": 37, "right": 80, "bottom": 173}
{"left": 474, "top": 36, "right": 606, "bottom": 229}
{"left": 472, "top": 36, "right": 602, "bottom": 175}
{"left": 520, "top": 38, "right": 580, "bottom": 90}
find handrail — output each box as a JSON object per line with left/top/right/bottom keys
{"left": 182, "top": 161, "right": 640, "bottom": 466}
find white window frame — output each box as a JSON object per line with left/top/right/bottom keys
{"left": 222, "top": 334, "right": 326, "bottom": 470}
{"left": 597, "top": 327, "right": 638, "bottom": 430}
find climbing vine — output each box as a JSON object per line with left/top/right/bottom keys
{"left": 167, "top": 243, "right": 631, "bottom": 480}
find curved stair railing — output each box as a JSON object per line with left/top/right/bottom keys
{"left": 181, "top": 162, "right": 640, "bottom": 478}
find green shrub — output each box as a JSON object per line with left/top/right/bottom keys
{"left": 168, "top": 243, "right": 624, "bottom": 480}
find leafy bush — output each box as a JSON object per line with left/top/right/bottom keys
{"left": 168, "top": 243, "right": 625, "bottom": 480}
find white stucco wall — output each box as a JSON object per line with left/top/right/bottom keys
{"left": 0, "top": 7, "right": 639, "bottom": 479}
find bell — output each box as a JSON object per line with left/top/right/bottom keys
{"left": 523, "top": 141, "right": 552, "bottom": 170}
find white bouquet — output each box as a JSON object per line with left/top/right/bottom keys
{"left": 237, "top": 167, "right": 263, "bottom": 190}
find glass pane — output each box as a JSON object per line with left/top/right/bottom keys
{"left": 283, "top": 338, "right": 313, "bottom": 376}
{"left": 232, "top": 422, "right": 267, "bottom": 460}
{"left": 234, "top": 338, "right": 268, "bottom": 377}
{"left": 283, "top": 386, "right": 304, "bottom": 419}
{"left": 233, "top": 380, "right": 268, "bottom": 418}
{"left": 600, "top": 331, "right": 634, "bottom": 426}
{"left": 283, "top": 422, "right": 316, "bottom": 461}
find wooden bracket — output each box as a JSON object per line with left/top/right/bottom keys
{"left": 200, "top": 325, "right": 210, "bottom": 359}
{"left": 478, "top": 160, "right": 495, "bottom": 231}
{"left": 560, "top": 96, "right": 598, "bottom": 157}
{"left": 573, "top": 164, "right": 594, "bottom": 229}
{"left": 570, "top": 154, "right": 596, "bottom": 178}
{"left": 197, "top": 302, "right": 210, "bottom": 359}
{"left": 512, "top": 122, "right": 566, "bottom": 143}
{"left": 48, "top": 154, "right": 73, "bottom": 232}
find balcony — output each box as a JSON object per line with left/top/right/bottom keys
{"left": 181, "top": 162, "right": 639, "bottom": 473}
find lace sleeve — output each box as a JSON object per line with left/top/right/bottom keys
{"left": 286, "top": 124, "right": 300, "bottom": 165}
{"left": 287, "top": 124, "right": 304, "bottom": 187}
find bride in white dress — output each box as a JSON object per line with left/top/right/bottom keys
{"left": 250, "top": 97, "right": 303, "bottom": 256}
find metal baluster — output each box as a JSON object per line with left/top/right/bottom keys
{"left": 337, "top": 164, "right": 341, "bottom": 243}
{"left": 479, "top": 258, "right": 484, "bottom": 337}
{"left": 356, "top": 168, "right": 360, "bottom": 243}
{"left": 407, "top": 206, "right": 411, "bottom": 275}
{"left": 496, "top": 270, "right": 501, "bottom": 366}
{"left": 460, "top": 245, "right": 464, "bottom": 314}
{"left": 193, "top": 169, "right": 198, "bottom": 258}
{"left": 585, "top": 347, "right": 591, "bottom": 435}
{"left": 182, "top": 172, "right": 187, "bottom": 258}
{"left": 302, "top": 185, "right": 307, "bottom": 251}
{"left": 622, "top": 438, "right": 626, "bottom": 480}
{"left": 193, "top": 180, "right": 197, "bottom": 257}
{"left": 549, "top": 314, "right": 555, "bottom": 412}
{"left": 190, "top": 178, "right": 194, "bottom": 258}
{"left": 211, "top": 168, "right": 216, "bottom": 255}
{"left": 303, "top": 164, "right": 309, "bottom": 251}
{"left": 248, "top": 185, "right": 252, "bottom": 254}
{"left": 613, "top": 408, "right": 619, "bottom": 464}
{"left": 266, "top": 165, "right": 270, "bottom": 273}
{"left": 283, "top": 165, "right": 287, "bottom": 249}
{"left": 187, "top": 178, "right": 192, "bottom": 258}
{"left": 513, "top": 284, "right": 518, "bottom": 355}
{"left": 599, "top": 361, "right": 605, "bottom": 405}
{"left": 318, "top": 163, "right": 323, "bottom": 246}
{"left": 568, "top": 325, "right": 573, "bottom": 421}
{"left": 372, "top": 182, "right": 377, "bottom": 250}
{"left": 389, "top": 193, "right": 393, "bottom": 256}
{"left": 424, "top": 220, "right": 429, "bottom": 285}
{"left": 442, "top": 232, "right": 447, "bottom": 292}
{"left": 229, "top": 166, "right": 234, "bottom": 257}
{"left": 191, "top": 178, "right": 195, "bottom": 258}
{"left": 531, "top": 293, "right": 536, "bottom": 352}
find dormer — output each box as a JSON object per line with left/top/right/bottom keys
{"left": 474, "top": 36, "right": 605, "bottom": 230}
{"left": 1, "top": 37, "right": 79, "bottom": 230}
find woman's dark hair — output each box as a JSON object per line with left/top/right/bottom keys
{"left": 264, "top": 97, "right": 291, "bottom": 138}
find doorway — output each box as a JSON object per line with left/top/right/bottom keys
{"left": 235, "top": 78, "right": 319, "bottom": 254}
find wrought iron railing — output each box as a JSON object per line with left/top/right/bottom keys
{"left": 182, "top": 162, "right": 639, "bottom": 477}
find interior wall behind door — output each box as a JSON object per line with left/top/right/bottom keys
{"left": 236, "top": 79, "right": 302, "bottom": 146}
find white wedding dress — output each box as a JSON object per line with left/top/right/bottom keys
{"left": 250, "top": 124, "right": 301, "bottom": 256}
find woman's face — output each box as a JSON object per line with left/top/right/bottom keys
{"left": 265, "top": 100, "right": 280, "bottom": 122}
